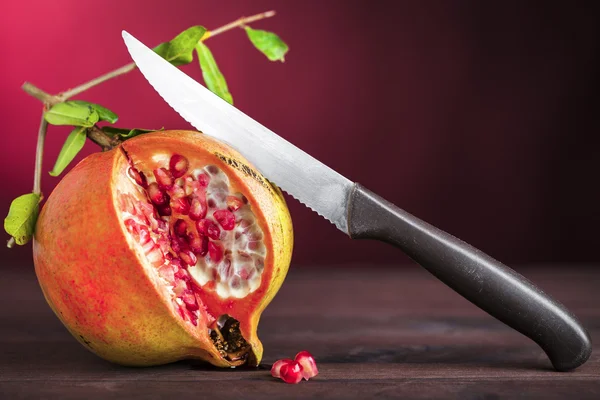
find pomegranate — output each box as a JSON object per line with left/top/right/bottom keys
{"left": 32, "top": 130, "right": 293, "bottom": 367}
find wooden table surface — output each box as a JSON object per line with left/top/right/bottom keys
{"left": 0, "top": 264, "right": 598, "bottom": 399}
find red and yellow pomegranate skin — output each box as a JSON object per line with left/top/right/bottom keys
{"left": 32, "top": 130, "right": 293, "bottom": 367}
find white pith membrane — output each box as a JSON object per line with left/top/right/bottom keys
{"left": 116, "top": 152, "right": 267, "bottom": 362}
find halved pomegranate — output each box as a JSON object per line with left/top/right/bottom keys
{"left": 32, "top": 130, "right": 293, "bottom": 367}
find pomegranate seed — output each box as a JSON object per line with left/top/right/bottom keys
{"left": 157, "top": 204, "right": 172, "bottom": 216}
{"left": 156, "top": 236, "right": 171, "bottom": 253}
{"left": 183, "top": 177, "right": 195, "bottom": 196}
{"left": 157, "top": 219, "right": 168, "bottom": 231}
{"left": 226, "top": 196, "right": 244, "bottom": 211}
{"left": 271, "top": 359, "right": 294, "bottom": 379}
{"left": 138, "top": 225, "right": 151, "bottom": 244}
{"left": 173, "top": 280, "right": 187, "bottom": 296}
{"left": 189, "top": 197, "right": 207, "bottom": 220}
{"left": 170, "top": 196, "right": 191, "bottom": 215}
{"left": 208, "top": 241, "right": 223, "bottom": 263}
{"left": 197, "top": 219, "right": 220, "bottom": 240}
{"left": 207, "top": 198, "right": 216, "bottom": 208}
{"left": 148, "top": 182, "right": 168, "bottom": 205}
{"left": 141, "top": 238, "right": 155, "bottom": 254}
{"left": 170, "top": 239, "right": 182, "bottom": 254}
{"left": 147, "top": 246, "right": 165, "bottom": 267}
{"left": 181, "top": 290, "right": 199, "bottom": 311}
{"left": 197, "top": 173, "right": 210, "bottom": 187}
{"left": 179, "top": 249, "right": 197, "bottom": 266}
{"left": 154, "top": 167, "right": 174, "bottom": 189}
{"left": 213, "top": 209, "right": 235, "bottom": 230}
{"left": 173, "top": 219, "right": 187, "bottom": 237}
{"left": 124, "top": 219, "right": 137, "bottom": 233}
{"left": 295, "top": 351, "right": 319, "bottom": 380}
{"left": 158, "top": 264, "right": 175, "bottom": 282}
{"left": 206, "top": 165, "right": 219, "bottom": 175}
{"left": 128, "top": 167, "right": 148, "bottom": 188}
{"left": 170, "top": 184, "right": 185, "bottom": 199}
{"left": 280, "top": 361, "right": 304, "bottom": 384}
{"left": 169, "top": 154, "right": 189, "bottom": 178}
{"left": 138, "top": 202, "right": 156, "bottom": 218}
{"left": 121, "top": 195, "right": 136, "bottom": 214}
{"left": 174, "top": 267, "right": 190, "bottom": 281}
{"left": 189, "top": 234, "right": 208, "bottom": 256}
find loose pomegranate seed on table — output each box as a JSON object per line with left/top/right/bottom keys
{"left": 295, "top": 351, "right": 319, "bottom": 380}
{"left": 271, "top": 359, "right": 294, "bottom": 378}
{"left": 271, "top": 351, "right": 319, "bottom": 384}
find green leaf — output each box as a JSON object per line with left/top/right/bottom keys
{"left": 154, "top": 26, "right": 207, "bottom": 66}
{"left": 49, "top": 127, "right": 87, "bottom": 177}
{"left": 44, "top": 102, "right": 99, "bottom": 127}
{"left": 195, "top": 42, "right": 233, "bottom": 104}
{"left": 71, "top": 101, "right": 118, "bottom": 123}
{"left": 4, "top": 193, "right": 41, "bottom": 245}
{"left": 245, "top": 27, "right": 289, "bottom": 62}
{"left": 101, "top": 126, "right": 160, "bottom": 139}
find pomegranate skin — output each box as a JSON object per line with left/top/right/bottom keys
{"left": 33, "top": 130, "right": 293, "bottom": 367}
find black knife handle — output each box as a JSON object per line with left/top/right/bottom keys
{"left": 347, "top": 184, "right": 591, "bottom": 371}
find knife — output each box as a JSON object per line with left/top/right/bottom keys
{"left": 122, "top": 31, "right": 591, "bottom": 371}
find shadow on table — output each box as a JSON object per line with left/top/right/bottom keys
{"left": 302, "top": 345, "right": 554, "bottom": 372}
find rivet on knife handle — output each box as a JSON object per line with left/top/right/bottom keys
{"left": 347, "top": 183, "right": 592, "bottom": 372}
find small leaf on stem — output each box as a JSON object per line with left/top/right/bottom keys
{"left": 44, "top": 102, "right": 99, "bottom": 127}
{"left": 245, "top": 27, "right": 289, "bottom": 62}
{"left": 154, "top": 26, "right": 207, "bottom": 66}
{"left": 4, "top": 193, "right": 41, "bottom": 245}
{"left": 195, "top": 42, "right": 233, "bottom": 104}
{"left": 101, "top": 127, "right": 160, "bottom": 139}
{"left": 71, "top": 101, "right": 118, "bottom": 123}
{"left": 49, "top": 127, "right": 87, "bottom": 177}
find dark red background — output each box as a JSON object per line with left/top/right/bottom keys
{"left": 1, "top": 0, "right": 599, "bottom": 267}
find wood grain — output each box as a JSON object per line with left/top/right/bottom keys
{"left": 0, "top": 265, "right": 598, "bottom": 399}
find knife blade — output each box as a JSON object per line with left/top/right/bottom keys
{"left": 122, "top": 31, "right": 591, "bottom": 372}
{"left": 123, "top": 33, "right": 352, "bottom": 233}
